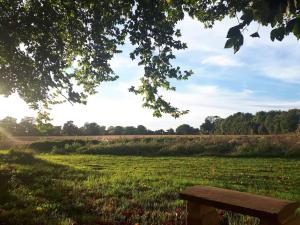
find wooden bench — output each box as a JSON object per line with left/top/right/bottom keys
{"left": 179, "top": 186, "right": 300, "bottom": 225}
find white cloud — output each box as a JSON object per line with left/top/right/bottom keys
{"left": 164, "top": 85, "right": 255, "bottom": 112}
{"left": 201, "top": 55, "right": 242, "bottom": 67}
{"left": 261, "top": 65, "right": 300, "bottom": 84}
{"left": 110, "top": 55, "right": 136, "bottom": 70}
{"left": 48, "top": 84, "right": 256, "bottom": 129}
{"left": 160, "top": 84, "right": 300, "bottom": 127}
{"left": 52, "top": 83, "right": 300, "bottom": 130}
{"left": 176, "top": 16, "right": 233, "bottom": 54}
{"left": 180, "top": 14, "right": 298, "bottom": 50}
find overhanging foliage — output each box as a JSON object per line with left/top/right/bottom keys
{"left": 1, "top": 0, "right": 299, "bottom": 118}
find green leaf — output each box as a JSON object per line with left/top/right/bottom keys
{"left": 240, "top": 9, "right": 253, "bottom": 25}
{"left": 224, "top": 38, "right": 234, "bottom": 48}
{"left": 250, "top": 32, "right": 260, "bottom": 38}
{"left": 226, "top": 25, "right": 242, "bottom": 38}
{"left": 270, "top": 29, "right": 276, "bottom": 41}
{"left": 233, "top": 34, "right": 244, "bottom": 54}
{"left": 286, "top": 18, "right": 297, "bottom": 34}
{"left": 270, "top": 27, "right": 285, "bottom": 41}
{"left": 292, "top": 19, "right": 300, "bottom": 39}
{"left": 275, "top": 27, "right": 285, "bottom": 41}
{"left": 224, "top": 33, "right": 244, "bottom": 53}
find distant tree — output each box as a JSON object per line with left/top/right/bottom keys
{"left": 99, "top": 126, "right": 106, "bottom": 135}
{"left": 114, "top": 126, "right": 124, "bottom": 135}
{"left": 0, "top": 116, "right": 17, "bottom": 135}
{"left": 264, "top": 111, "right": 282, "bottom": 134}
{"left": 166, "top": 128, "right": 175, "bottom": 135}
{"left": 154, "top": 129, "right": 165, "bottom": 135}
{"left": 255, "top": 111, "right": 268, "bottom": 134}
{"left": 2, "top": 108, "right": 300, "bottom": 136}
{"left": 107, "top": 126, "right": 124, "bottom": 135}
{"left": 106, "top": 126, "right": 114, "bottom": 135}
{"left": 146, "top": 130, "right": 154, "bottom": 135}
{"left": 82, "top": 122, "right": 104, "bottom": 135}
{"left": 194, "top": 128, "right": 200, "bottom": 134}
{"left": 255, "top": 111, "right": 267, "bottom": 124}
{"left": 220, "top": 112, "right": 256, "bottom": 135}
{"left": 16, "top": 117, "right": 39, "bottom": 136}
{"left": 200, "top": 116, "right": 221, "bottom": 134}
{"left": 62, "top": 121, "right": 80, "bottom": 136}
{"left": 123, "top": 126, "right": 137, "bottom": 135}
{"left": 280, "top": 109, "right": 300, "bottom": 133}
{"left": 136, "top": 125, "right": 148, "bottom": 135}
{"left": 257, "top": 125, "right": 268, "bottom": 135}
{"left": 200, "top": 109, "right": 300, "bottom": 135}
{"left": 37, "top": 123, "right": 61, "bottom": 136}
{"left": 200, "top": 118, "right": 213, "bottom": 134}
{"left": 176, "top": 124, "right": 198, "bottom": 135}
{"left": 213, "top": 117, "right": 224, "bottom": 134}
{"left": 47, "top": 125, "right": 61, "bottom": 136}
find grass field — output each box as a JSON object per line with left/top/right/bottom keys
{"left": 0, "top": 147, "right": 299, "bottom": 225}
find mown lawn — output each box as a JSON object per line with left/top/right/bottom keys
{"left": 0, "top": 150, "right": 299, "bottom": 225}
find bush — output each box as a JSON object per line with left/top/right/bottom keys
{"left": 233, "top": 141, "right": 284, "bottom": 157}
{"left": 77, "top": 142, "right": 164, "bottom": 156}
{"left": 26, "top": 135, "right": 300, "bottom": 158}
{"left": 29, "top": 140, "right": 100, "bottom": 153}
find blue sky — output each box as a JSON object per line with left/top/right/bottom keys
{"left": 0, "top": 16, "right": 300, "bottom": 129}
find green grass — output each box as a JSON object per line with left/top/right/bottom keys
{"left": 0, "top": 149, "right": 299, "bottom": 225}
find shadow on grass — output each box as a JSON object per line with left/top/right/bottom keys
{"left": 0, "top": 150, "right": 190, "bottom": 225}
{"left": 0, "top": 150, "right": 113, "bottom": 225}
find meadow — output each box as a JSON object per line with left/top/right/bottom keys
{"left": 0, "top": 135, "right": 300, "bottom": 225}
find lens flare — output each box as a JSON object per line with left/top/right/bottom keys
{"left": 0, "top": 127, "right": 19, "bottom": 145}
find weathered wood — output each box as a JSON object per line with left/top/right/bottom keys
{"left": 187, "top": 201, "right": 220, "bottom": 225}
{"left": 179, "top": 186, "right": 300, "bottom": 225}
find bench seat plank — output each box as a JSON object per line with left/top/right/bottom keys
{"left": 179, "top": 186, "right": 299, "bottom": 220}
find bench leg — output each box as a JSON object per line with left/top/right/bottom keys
{"left": 187, "top": 201, "right": 220, "bottom": 225}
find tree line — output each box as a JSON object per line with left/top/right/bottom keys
{"left": 0, "top": 109, "right": 300, "bottom": 136}
{"left": 0, "top": 117, "right": 185, "bottom": 136}
{"left": 200, "top": 109, "right": 300, "bottom": 135}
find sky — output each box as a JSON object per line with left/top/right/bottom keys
{"left": 0, "top": 16, "right": 300, "bottom": 130}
